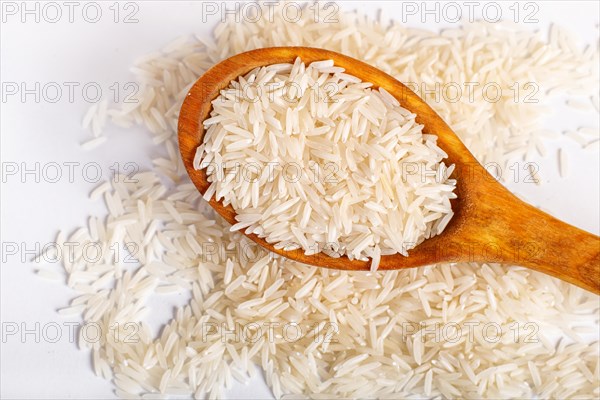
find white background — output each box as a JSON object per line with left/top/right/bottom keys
{"left": 1, "top": 1, "right": 599, "bottom": 398}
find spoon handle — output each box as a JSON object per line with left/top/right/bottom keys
{"left": 472, "top": 188, "right": 600, "bottom": 294}
{"left": 514, "top": 205, "right": 598, "bottom": 293}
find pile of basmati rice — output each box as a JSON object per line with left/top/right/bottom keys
{"left": 38, "top": 2, "right": 599, "bottom": 399}
{"left": 194, "top": 57, "right": 456, "bottom": 266}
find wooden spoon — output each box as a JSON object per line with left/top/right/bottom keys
{"left": 178, "top": 46, "right": 600, "bottom": 294}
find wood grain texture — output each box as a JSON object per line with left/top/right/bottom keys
{"left": 178, "top": 46, "right": 600, "bottom": 294}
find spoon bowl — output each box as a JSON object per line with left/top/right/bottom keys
{"left": 178, "top": 46, "right": 600, "bottom": 294}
